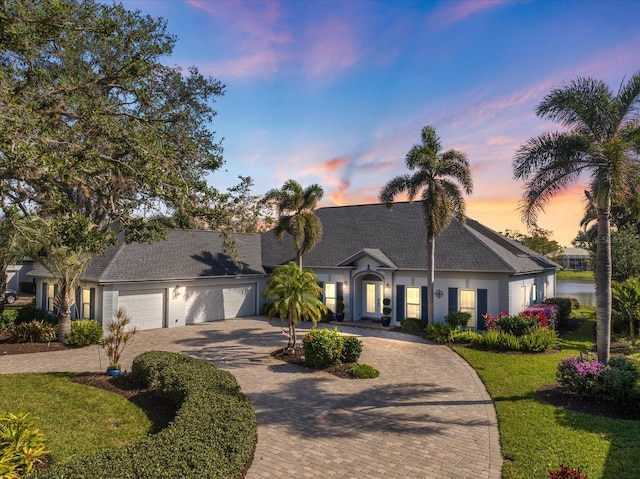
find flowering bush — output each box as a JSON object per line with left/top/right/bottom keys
{"left": 525, "top": 304, "right": 559, "bottom": 329}
{"left": 557, "top": 354, "right": 639, "bottom": 402}
{"left": 557, "top": 353, "right": 606, "bottom": 397}
{"left": 302, "top": 328, "right": 344, "bottom": 368}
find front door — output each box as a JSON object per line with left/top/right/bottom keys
{"left": 362, "top": 281, "right": 382, "bottom": 319}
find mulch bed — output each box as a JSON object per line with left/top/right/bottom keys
{"left": 0, "top": 330, "right": 77, "bottom": 355}
{"left": 271, "top": 346, "right": 355, "bottom": 378}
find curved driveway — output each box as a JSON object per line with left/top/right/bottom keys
{"left": 0, "top": 318, "right": 502, "bottom": 479}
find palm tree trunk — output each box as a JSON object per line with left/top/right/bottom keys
{"left": 54, "top": 284, "right": 75, "bottom": 341}
{"left": 297, "top": 251, "right": 303, "bottom": 269}
{"left": 427, "top": 235, "right": 435, "bottom": 324}
{"left": 595, "top": 202, "right": 612, "bottom": 364}
{"left": 288, "top": 314, "right": 296, "bottom": 349}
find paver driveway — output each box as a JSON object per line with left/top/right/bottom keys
{"left": 0, "top": 317, "right": 502, "bottom": 479}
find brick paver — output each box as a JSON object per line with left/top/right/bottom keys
{"left": 0, "top": 317, "right": 502, "bottom": 478}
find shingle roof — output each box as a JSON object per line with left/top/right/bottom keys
{"left": 261, "top": 202, "right": 559, "bottom": 274}
{"left": 30, "top": 230, "right": 265, "bottom": 283}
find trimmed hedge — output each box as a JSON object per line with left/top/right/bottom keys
{"left": 28, "top": 351, "right": 256, "bottom": 479}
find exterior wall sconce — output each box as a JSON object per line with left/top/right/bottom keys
{"left": 435, "top": 289, "right": 444, "bottom": 299}
{"left": 173, "top": 285, "right": 185, "bottom": 299}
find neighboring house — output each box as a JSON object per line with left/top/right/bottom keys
{"left": 29, "top": 231, "right": 265, "bottom": 331}
{"left": 5, "top": 261, "right": 35, "bottom": 291}
{"left": 30, "top": 202, "right": 559, "bottom": 331}
{"left": 262, "top": 202, "right": 559, "bottom": 329}
{"left": 554, "top": 247, "right": 591, "bottom": 271}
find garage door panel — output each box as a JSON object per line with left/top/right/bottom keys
{"left": 118, "top": 290, "right": 164, "bottom": 330}
{"left": 185, "top": 284, "right": 256, "bottom": 324}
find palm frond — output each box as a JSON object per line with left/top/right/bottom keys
{"left": 379, "top": 175, "right": 411, "bottom": 205}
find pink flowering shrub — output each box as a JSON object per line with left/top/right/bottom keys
{"left": 557, "top": 353, "right": 606, "bottom": 397}
{"left": 525, "top": 304, "right": 559, "bottom": 329}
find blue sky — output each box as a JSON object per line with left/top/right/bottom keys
{"left": 122, "top": 0, "right": 639, "bottom": 246}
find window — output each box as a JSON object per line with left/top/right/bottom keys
{"left": 531, "top": 284, "right": 537, "bottom": 303}
{"left": 81, "top": 288, "right": 92, "bottom": 318}
{"left": 460, "top": 290, "right": 476, "bottom": 325}
{"left": 324, "top": 283, "right": 336, "bottom": 312}
{"left": 521, "top": 286, "right": 527, "bottom": 310}
{"left": 543, "top": 281, "right": 548, "bottom": 300}
{"left": 46, "top": 283, "right": 55, "bottom": 312}
{"left": 406, "top": 287, "right": 421, "bottom": 319}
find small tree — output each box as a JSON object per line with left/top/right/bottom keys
{"left": 612, "top": 277, "right": 640, "bottom": 344}
{"left": 263, "top": 262, "right": 327, "bottom": 348}
{"left": 102, "top": 308, "right": 137, "bottom": 370}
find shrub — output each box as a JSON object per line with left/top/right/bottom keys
{"left": 348, "top": 363, "right": 380, "bottom": 379}
{"left": 496, "top": 314, "right": 537, "bottom": 336}
{"left": 302, "top": 328, "right": 344, "bottom": 368}
{"left": 424, "top": 324, "right": 455, "bottom": 343}
{"left": 601, "top": 356, "right": 639, "bottom": 404}
{"left": 450, "top": 330, "right": 481, "bottom": 344}
{"left": 548, "top": 464, "right": 588, "bottom": 479}
{"left": 519, "top": 327, "right": 559, "bottom": 352}
{"left": 15, "top": 303, "right": 53, "bottom": 325}
{"left": 31, "top": 351, "right": 256, "bottom": 479}
{"left": 557, "top": 353, "right": 606, "bottom": 397}
{"left": 66, "top": 320, "right": 103, "bottom": 346}
{"left": 544, "top": 297, "right": 574, "bottom": 326}
{"left": 0, "top": 412, "right": 49, "bottom": 478}
{"left": 445, "top": 311, "right": 471, "bottom": 329}
{"left": 8, "top": 320, "right": 57, "bottom": 343}
{"left": 400, "top": 317, "right": 426, "bottom": 333}
{"left": 476, "top": 329, "right": 501, "bottom": 349}
{"left": 0, "top": 309, "right": 17, "bottom": 330}
{"left": 341, "top": 336, "right": 363, "bottom": 363}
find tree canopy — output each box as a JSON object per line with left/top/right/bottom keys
{"left": 501, "top": 227, "right": 561, "bottom": 256}
{"left": 0, "top": 0, "right": 226, "bottom": 247}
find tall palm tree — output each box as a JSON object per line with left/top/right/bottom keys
{"left": 513, "top": 72, "right": 640, "bottom": 364}
{"left": 379, "top": 125, "right": 473, "bottom": 324}
{"left": 264, "top": 180, "right": 324, "bottom": 268}
{"left": 263, "top": 261, "right": 328, "bottom": 348}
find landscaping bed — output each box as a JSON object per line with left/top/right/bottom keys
{"left": 271, "top": 346, "right": 354, "bottom": 378}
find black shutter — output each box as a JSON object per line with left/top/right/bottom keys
{"left": 42, "top": 283, "right": 47, "bottom": 310}
{"left": 336, "top": 282, "right": 343, "bottom": 299}
{"left": 74, "top": 288, "right": 81, "bottom": 319}
{"left": 90, "top": 288, "right": 96, "bottom": 319}
{"left": 396, "top": 285, "right": 405, "bottom": 322}
{"left": 477, "top": 289, "right": 488, "bottom": 330}
{"left": 421, "top": 286, "right": 428, "bottom": 321}
{"left": 448, "top": 288, "right": 458, "bottom": 313}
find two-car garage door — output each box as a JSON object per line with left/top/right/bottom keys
{"left": 185, "top": 284, "right": 256, "bottom": 324}
{"left": 118, "top": 290, "right": 165, "bottom": 330}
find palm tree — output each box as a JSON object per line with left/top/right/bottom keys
{"left": 513, "top": 72, "right": 640, "bottom": 364}
{"left": 264, "top": 180, "right": 324, "bottom": 268}
{"left": 263, "top": 261, "right": 328, "bottom": 348}
{"left": 379, "top": 125, "right": 473, "bottom": 324}
{"left": 8, "top": 215, "right": 93, "bottom": 341}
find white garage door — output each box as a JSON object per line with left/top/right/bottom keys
{"left": 118, "top": 290, "right": 165, "bottom": 330}
{"left": 185, "top": 284, "right": 256, "bottom": 324}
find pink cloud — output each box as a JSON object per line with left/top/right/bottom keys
{"left": 302, "top": 19, "right": 359, "bottom": 79}
{"left": 427, "top": 0, "right": 510, "bottom": 32}
{"left": 301, "top": 157, "right": 350, "bottom": 176}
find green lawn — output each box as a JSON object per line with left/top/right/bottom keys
{"left": 0, "top": 373, "right": 151, "bottom": 464}
{"left": 455, "top": 311, "right": 640, "bottom": 479}
{"left": 556, "top": 270, "right": 594, "bottom": 281}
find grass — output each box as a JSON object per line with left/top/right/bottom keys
{"left": 0, "top": 373, "right": 151, "bottom": 463}
{"left": 556, "top": 270, "right": 594, "bottom": 281}
{"left": 454, "top": 308, "right": 640, "bottom": 479}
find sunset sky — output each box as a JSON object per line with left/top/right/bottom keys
{"left": 121, "top": 0, "right": 639, "bottom": 246}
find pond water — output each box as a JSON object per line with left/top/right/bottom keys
{"left": 556, "top": 279, "right": 596, "bottom": 307}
